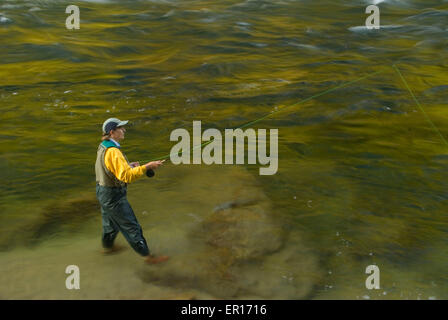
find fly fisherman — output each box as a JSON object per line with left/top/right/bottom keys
{"left": 95, "top": 117, "right": 169, "bottom": 264}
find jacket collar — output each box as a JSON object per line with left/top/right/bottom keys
{"left": 109, "top": 138, "right": 120, "bottom": 147}
{"left": 101, "top": 139, "right": 120, "bottom": 149}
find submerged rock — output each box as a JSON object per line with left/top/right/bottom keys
{"left": 203, "top": 200, "right": 284, "bottom": 261}
{"left": 27, "top": 197, "right": 99, "bottom": 242}
{"left": 0, "top": 195, "right": 100, "bottom": 250}
{"left": 137, "top": 165, "right": 321, "bottom": 299}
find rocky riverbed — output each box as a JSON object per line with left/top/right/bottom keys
{"left": 0, "top": 164, "right": 321, "bottom": 299}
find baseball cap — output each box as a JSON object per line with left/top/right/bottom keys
{"left": 102, "top": 118, "right": 129, "bottom": 135}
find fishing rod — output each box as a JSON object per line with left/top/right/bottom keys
{"left": 140, "top": 67, "right": 386, "bottom": 166}
{"left": 142, "top": 64, "right": 448, "bottom": 171}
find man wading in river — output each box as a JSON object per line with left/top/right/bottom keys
{"left": 95, "top": 117, "right": 169, "bottom": 264}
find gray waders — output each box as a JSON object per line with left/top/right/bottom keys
{"left": 96, "top": 185, "right": 150, "bottom": 257}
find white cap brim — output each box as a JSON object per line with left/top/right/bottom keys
{"left": 117, "top": 120, "right": 128, "bottom": 127}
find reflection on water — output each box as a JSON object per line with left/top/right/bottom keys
{"left": 0, "top": 0, "right": 447, "bottom": 299}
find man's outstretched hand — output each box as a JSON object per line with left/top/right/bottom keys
{"left": 144, "top": 159, "right": 165, "bottom": 170}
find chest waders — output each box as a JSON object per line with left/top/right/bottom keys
{"left": 95, "top": 140, "right": 150, "bottom": 257}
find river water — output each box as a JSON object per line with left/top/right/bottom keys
{"left": 0, "top": 0, "right": 447, "bottom": 299}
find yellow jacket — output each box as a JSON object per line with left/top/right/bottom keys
{"left": 104, "top": 147, "right": 147, "bottom": 184}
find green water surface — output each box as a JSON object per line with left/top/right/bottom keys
{"left": 0, "top": 0, "right": 447, "bottom": 299}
